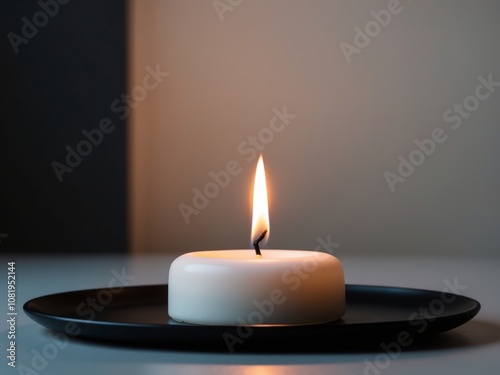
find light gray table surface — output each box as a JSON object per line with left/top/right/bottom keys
{"left": 1, "top": 253, "right": 499, "bottom": 375}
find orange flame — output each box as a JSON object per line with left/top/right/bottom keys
{"left": 251, "top": 154, "right": 270, "bottom": 246}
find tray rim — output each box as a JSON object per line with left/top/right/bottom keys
{"left": 22, "top": 283, "right": 481, "bottom": 349}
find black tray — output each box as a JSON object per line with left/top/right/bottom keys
{"left": 23, "top": 284, "right": 480, "bottom": 352}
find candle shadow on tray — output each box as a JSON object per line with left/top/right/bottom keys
{"left": 53, "top": 319, "right": 500, "bottom": 355}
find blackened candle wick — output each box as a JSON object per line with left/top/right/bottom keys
{"left": 253, "top": 229, "right": 268, "bottom": 257}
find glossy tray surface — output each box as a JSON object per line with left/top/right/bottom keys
{"left": 23, "top": 284, "right": 480, "bottom": 351}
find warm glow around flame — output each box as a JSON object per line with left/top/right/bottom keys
{"left": 251, "top": 154, "right": 269, "bottom": 246}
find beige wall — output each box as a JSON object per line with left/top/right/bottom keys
{"left": 128, "top": 0, "right": 500, "bottom": 256}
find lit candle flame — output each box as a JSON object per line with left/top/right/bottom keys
{"left": 251, "top": 154, "right": 270, "bottom": 247}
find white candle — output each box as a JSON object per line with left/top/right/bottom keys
{"left": 168, "top": 154, "right": 345, "bottom": 325}
{"left": 168, "top": 249, "right": 345, "bottom": 325}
